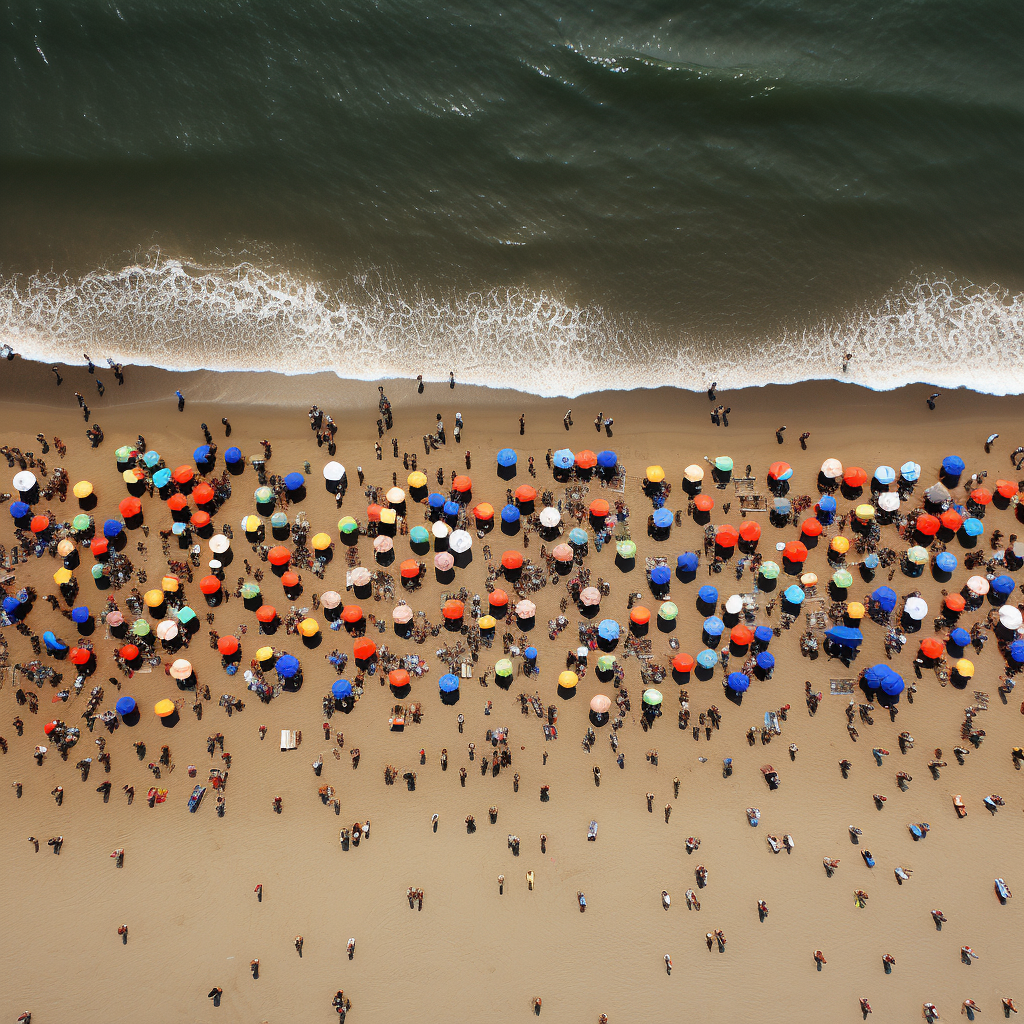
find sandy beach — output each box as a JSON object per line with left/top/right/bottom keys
{"left": 1, "top": 357, "right": 1023, "bottom": 1024}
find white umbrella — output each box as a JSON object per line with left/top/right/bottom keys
{"left": 431, "top": 521, "right": 450, "bottom": 539}
{"left": 323, "top": 462, "right": 345, "bottom": 481}
{"left": 820, "top": 458, "right": 843, "bottom": 479}
{"left": 724, "top": 595, "right": 743, "bottom": 616}
{"left": 13, "top": 470, "right": 37, "bottom": 493}
{"left": 156, "top": 620, "right": 179, "bottom": 641}
{"left": 386, "top": 487, "right": 405, "bottom": 504}
{"left": 320, "top": 591, "right": 342, "bottom": 609}
{"left": 904, "top": 597, "right": 928, "bottom": 621}
{"left": 877, "top": 492, "right": 900, "bottom": 512}
{"left": 449, "top": 530, "right": 472, "bottom": 554}
{"left": 392, "top": 604, "right": 413, "bottom": 623}
{"left": 209, "top": 534, "right": 230, "bottom": 554}
{"left": 169, "top": 658, "right": 192, "bottom": 679}
{"left": 350, "top": 567, "right": 372, "bottom": 587}
{"left": 373, "top": 535, "right": 393, "bottom": 553}
{"left": 967, "top": 575, "right": 990, "bottom": 596}
{"left": 998, "top": 605, "right": 1023, "bottom": 631}
{"left": 683, "top": 465, "right": 704, "bottom": 483}
{"left": 515, "top": 599, "right": 537, "bottom": 618}
{"left": 539, "top": 507, "right": 561, "bottom": 528}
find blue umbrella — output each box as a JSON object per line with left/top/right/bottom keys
{"left": 443, "top": 500, "right": 460, "bottom": 518}
{"left": 962, "top": 518, "right": 984, "bottom": 537}
{"left": 949, "top": 627, "right": 971, "bottom": 648}
{"left": 755, "top": 626, "right": 773, "bottom": 646}
{"left": 275, "top": 654, "right": 300, "bottom": 679}
{"left": 783, "top": 585, "right": 805, "bottom": 605}
{"left": 496, "top": 448, "right": 517, "bottom": 468}
{"left": 870, "top": 586, "right": 897, "bottom": 613}
{"left": 935, "top": 552, "right": 958, "bottom": 573}
{"left": 193, "top": 445, "right": 211, "bottom": 465}
{"left": 703, "top": 616, "right": 724, "bottom": 637}
{"left": 172, "top": 522, "right": 188, "bottom": 536}
{"left": 501, "top": 505, "right": 520, "bottom": 524}
{"left": 2, "top": 596, "right": 22, "bottom": 618}
{"left": 651, "top": 566, "right": 671, "bottom": 586}
{"left": 115, "top": 696, "right": 136, "bottom": 715}
{"left": 773, "top": 497, "right": 791, "bottom": 515}
{"left": 755, "top": 652, "right": 775, "bottom": 672}
{"left": 141, "top": 450, "right": 161, "bottom": 469}
{"left": 652, "top": 508, "right": 673, "bottom": 530}
{"left": 332, "top": 679, "right": 353, "bottom": 699}
{"left": 284, "top": 472, "right": 305, "bottom": 492}
{"left": 698, "top": 585, "right": 718, "bottom": 606}
{"left": 152, "top": 468, "right": 172, "bottom": 489}
{"left": 439, "top": 673, "right": 460, "bottom": 693}
{"left": 524, "top": 647, "right": 537, "bottom": 661}
{"left": 900, "top": 461, "right": 921, "bottom": 482}
{"left": 598, "top": 619, "right": 620, "bottom": 641}
{"left": 597, "top": 450, "right": 617, "bottom": 469}
{"left": 942, "top": 455, "right": 965, "bottom": 477}
{"left": 569, "top": 528, "right": 588, "bottom": 546}
{"left": 552, "top": 449, "right": 574, "bottom": 470}
{"left": 727, "top": 672, "right": 750, "bottom": 693}
{"left": 863, "top": 553, "right": 880, "bottom": 570}
{"left": 696, "top": 649, "right": 718, "bottom": 669}
{"left": 9, "top": 501, "right": 30, "bottom": 519}
{"left": 103, "top": 519, "right": 123, "bottom": 539}
{"left": 818, "top": 496, "right": 837, "bottom": 513}
{"left": 825, "top": 625, "right": 864, "bottom": 648}
{"left": 43, "top": 631, "right": 67, "bottom": 652}
{"left": 428, "top": 493, "right": 446, "bottom": 509}
{"left": 71, "top": 606, "right": 91, "bottom": 624}
{"left": 1009, "top": 640, "right": 1024, "bottom": 664}
{"left": 863, "top": 664, "right": 891, "bottom": 688}
{"left": 991, "top": 575, "right": 1015, "bottom": 596}
{"left": 881, "top": 671, "right": 905, "bottom": 697}
{"left": 678, "top": 552, "right": 699, "bottom": 573}
{"left": 874, "top": 465, "right": 896, "bottom": 485}
{"left": 224, "top": 447, "right": 243, "bottom": 465}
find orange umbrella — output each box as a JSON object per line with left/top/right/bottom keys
{"left": 920, "top": 637, "right": 943, "bottom": 659}
{"left": 575, "top": 450, "right": 597, "bottom": 469}
{"left": 281, "top": 571, "right": 300, "bottom": 589}
{"left": 940, "top": 509, "right": 963, "bottom": 532}
{"left": 193, "top": 483, "right": 215, "bottom": 505}
{"left": 217, "top": 635, "right": 239, "bottom": 656}
{"left": 171, "top": 466, "right": 194, "bottom": 484}
{"left": 119, "top": 497, "right": 142, "bottom": 518}
{"left": 694, "top": 494, "right": 714, "bottom": 512}
{"left": 442, "top": 599, "right": 465, "bottom": 619}
{"left": 353, "top": 638, "right": 376, "bottom": 660}
{"left": 843, "top": 467, "right": 868, "bottom": 487}
{"left": 474, "top": 503, "right": 494, "bottom": 521}
{"left": 915, "top": 514, "right": 940, "bottom": 536}
{"left": 589, "top": 499, "right": 610, "bottom": 517}
{"left": 995, "top": 479, "right": 1017, "bottom": 500}
{"left": 784, "top": 541, "right": 808, "bottom": 562}
{"left": 739, "top": 521, "right": 761, "bottom": 543}
{"left": 970, "top": 487, "right": 992, "bottom": 505}
{"left": 515, "top": 485, "right": 537, "bottom": 503}
{"left": 452, "top": 475, "right": 472, "bottom": 493}
{"left": 267, "top": 546, "right": 291, "bottom": 566}
{"left": 400, "top": 559, "right": 420, "bottom": 579}
{"left": 768, "top": 461, "right": 791, "bottom": 480}
{"left": 672, "top": 653, "right": 694, "bottom": 673}
{"left": 801, "top": 518, "right": 823, "bottom": 537}
{"left": 30, "top": 515, "right": 50, "bottom": 533}
{"left": 715, "top": 525, "right": 739, "bottom": 548}
{"left": 166, "top": 494, "right": 188, "bottom": 512}
{"left": 489, "top": 589, "right": 509, "bottom": 608}
{"left": 630, "top": 606, "right": 651, "bottom": 625}
{"left": 256, "top": 605, "right": 277, "bottom": 623}
{"left": 190, "top": 511, "right": 211, "bottom": 529}
{"left": 366, "top": 504, "right": 382, "bottom": 522}
{"left": 341, "top": 605, "right": 364, "bottom": 624}
{"left": 389, "top": 669, "right": 410, "bottom": 689}
{"left": 199, "top": 575, "right": 221, "bottom": 595}
{"left": 501, "top": 550, "right": 523, "bottom": 570}
{"left": 731, "top": 625, "right": 753, "bottom": 646}
{"left": 944, "top": 593, "right": 966, "bottom": 612}
{"left": 70, "top": 647, "right": 91, "bottom": 666}
{"left": 119, "top": 644, "right": 139, "bottom": 661}
{"left": 90, "top": 537, "right": 109, "bottom": 557}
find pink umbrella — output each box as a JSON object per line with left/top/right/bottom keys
{"left": 105, "top": 610, "right": 124, "bottom": 627}
{"left": 320, "top": 591, "right": 342, "bottom": 609}
{"left": 579, "top": 586, "right": 601, "bottom": 607}
{"left": 515, "top": 600, "right": 537, "bottom": 618}
{"left": 966, "top": 575, "right": 990, "bottom": 596}
{"left": 373, "top": 535, "right": 394, "bottom": 553}
{"left": 169, "top": 658, "right": 192, "bottom": 680}
{"left": 434, "top": 552, "right": 455, "bottom": 571}
{"left": 552, "top": 544, "right": 573, "bottom": 562}
{"left": 156, "top": 620, "right": 179, "bottom": 641}
{"left": 590, "top": 694, "right": 612, "bottom": 715}
{"left": 350, "top": 567, "right": 372, "bottom": 587}
{"left": 392, "top": 605, "right": 413, "bottom": 624}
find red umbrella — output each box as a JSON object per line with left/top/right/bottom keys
{"left": 281, "top": 571, "right": 300, "bottom": 589}
{"left": 575, "top": 450, "right": 597, "bottom": 469}
{"left": 672, "top": 653, "right": 695, "bottom": 673}
{"left": 995, "top": 480, "right": 1017, "bottom": 500}
{"left": 171, "top": 466, "right": 194, "bottom": 485}
{"left": 920, "top": 637, "right": 943, "bottom": 659}
{"left": 630, "top": 606, "right": 651, "bottom": 625}
{"left": 452, "top": 475, "right": 472, "bottom": 493}
{"left": 801, "top": 518, "right": 823, "bottom": 537}
{"left": 90, "top": 537, "right": 109, "bottom": 557}
{"left": 739, "top": 521, "right": 761, "bottom": 543}
{"left": 768, "top": 461, "right": 791, "bottom": 480}
{"left": 166, "top": 494, "right": 188, "bottom": 512}
{"left": 940, "top": 509, "right": 963, "bottom": 532}
{"left": 915, "top": 514, "right": 940, "bottom": 536}
{"left": 69, "top": 647, "right": 91, "bottom": 666}
{"left": 514, "top": 485, "right": 536, "bottom": 504}
{"left": 389, "top": 669, "right": 411, "bottom": 689}
{"left": 192, "top": 483, "right": 215, "bottom": 505}
{"left": 969, "top": 487, "right": 992, "bottom": 505}
{"left": 366, "top": 504, "right": 382, "bottom": 522}
{"left": 30, "top": 515, "right": 50, "bottom": 533}
{"left": 489, "top": 589, "right": 509, "bottom": 608}
{"left": 119, "top": 497, "right": 142, "bottom": 518}
{"left": 501, "top": 551, "right": 523, "bottom": 570}
{"left": 353, "top": 638, "right": 376, "bottom": 661}
{"left": 256, "top": 605, "right": 277, "bottom": 623}
{"left": 400, "top": 559, "right": 420, "bottom": 579}
{"left": 944, "top": 593, "right": 966, "bottom": 612}
{"left": 119, "top": 644, "right": 139, "bottom": 661}
{"left": 843, "top": 467, "right": 868, "bottom": 487}
{"left": 589, "top": 499, "right": 610, "bottom": 517}
{"left": 443, "top": 599, "right": 465, "bottom": 619}
{"left": 199, "top": 575, "right": 221, "bottom": 595}
{"left": 784, "top": 541, "right": 808, "bottom": 562}
{"left": 715, "top": 525, "right": 739, "bottom": 548}
{"left": 267, "top": 546, "right": 291, "bottom": 566}
{"left": 190, "top": 511, "right": 211, "bottom": 529}
{"left": 217, "top": 636, "right": 239, "bottom": 656}
{"left": 694, "top": 494, "right": 714, "bottom": 512}
{"left": 731, "top": 625, "right": 753, "bottom": 646}
{"left": 44, "top": 721, "right": 58, "bottom": 735}
{"left": 342, "top": 605, "right": 363, "bottom": 624}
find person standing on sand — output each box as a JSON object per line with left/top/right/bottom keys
{"left": 927, "top": 393, "right": 939, "bottom": 409}
{"left": 51, "top": 367, "right": 62, "bottom": 385}
{"left": 776, "top": 425, "right": 786, "bottom": 444}
{"left": 519, "top": 414, "right": 525, "bottom": 435}
{"left": 564, "top": 410, "right": 572, "bottom": 428}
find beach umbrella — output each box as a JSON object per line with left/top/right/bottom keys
{"left": 118, "top": 643, "right": 139, "bottom": 661}
{"left": 697, "top": 585, "right": 718, "bottom": 606}
{"left": 169, "top": 658, "right": 192, "bottom": 680}
{"left": 472, "top": 503, "right": 494, "bottom": 523}
{"left": 373, "top": 536, "right": 393, "bottom": 555}
{"left": 756, "top": 652, "right": 775, "bottom": 672}
{"left": 275, "top": 654, "right": 300, "bottom": 679}
{"left": 569, "top": 527, "right": 588, "bottom": 546}
{"left": 820, "top": 458, "right": 843, "bottom": 479}
{"left": 330, "top": 679, "right": 353, "bottom": 700}
{"left": 904, "top": 597, "right": 928, "bottom": 621}
{"left": 256, "top": 605, "right": 278, "bottom": 624}
{"left": 844, "top": 467, "right": 868, "bottom": 488}
{"left": 1010, "top": 640, "right": 1024, "bottom": 664}
{"left": 379, "top": 508, "right": 397, "bottom": 527}
{"left": 607, "top": 539, "right": 632, "bottom": 561}
{"left": 432, "top": 521, "right": 450, "bottom": 540}
{"left": 495, "top": 448, "right": 518, "bottom": 469}
{"left": 877, "top": 493, "right": 900, "bottom": 514}
{"left": 318, "top": 460, "right": 344, "bottom": 483}
{"left": 672, "top": 653, "right": 695, "bottom": 674}
{"left": 759, "top": 561, "right": 780, "bottom": 580}
{"left": 10, "top": 501, "right": 30, "bottom": 520}
{"left": 442, "top": 599, "right": 465, "bottom": 620}
{"left": 115, "top": 696, "right": 136, "bottom": 716}
{"left": 154, "top": 699, "right": 176, "bottom": 718}
{"left": 240, "top": 582, "right": 261, "bottom": 601}
{"left": 826, "top": 625, "right": 864, "bottom": 649}
{"left": 998, "top": 606, "right": 1022, "bottom": 631}
{"left": 880, "top": 671, "right": 905, "bottom": 696}
{"left": 783, "top": 585, "right": 805, "bottom": 605}
{"left": 629, "top": 606, "right": 650, "bottom": 626}
{"left": 783, "top": 541, "right": 808, "bottom": 563}
{"left": 991, "top": 575, "right": 1015, "bottom": 596}
{"left": 579, "top": 586, "right": 601, "bottom": 607}
{"left": 961, "top": 518, "right": 984, "bottom": 538}
{"left": 176, "top": 607, "right": 197, "bottom": 626}
{"left": 830, "top": 536, "right": 850, "bottom": 555}
{"left": 768, "top": 462, "right": 792, "bottom": 482}
{"left": 193, "top": 482, "right": 215, "bottom": 505}
{"left": 515, "top": 485, "right": 537, "bottom": 504}
{"left": 680, "top": 464, "right": 702, "bottom": 484}
{"left": 434, "top": 551, "right": 455, "bottom": 572}
{"left": 874, "top": 465, "right": 896, "bottom": 486}
{"left": 969, "top": 487, "right": 992, "bottom": 507}
{"left": 730, "top": 624, "right": 752, "bottom": 646}
{"left": 678, "top": 552, "right": 699, "bottom": 573}
{"left": 539, "top": 507, "right": 561, "bottom": 528}
{"left": 385, "top": 487, "right": 405, "bottom": 507}
{"left": 441, "top": 501, "right": 459, "bottom": 521}
{"left": 715, "top": 456, "right": 733, "bottom": 473}
{"left": 598, "top": 619, "right": 620, "bottom": 641}
{"left": 801, "top": 518, "right": 823, "bottom": 538}
{"left": 647, "top": 465, "right": 667, "bottom": 483}
{"left": 502, "top": 550, "right": 523, "bottom": 570}
{"left": 254, "top": 486, "right": 274, "bottom": 505}
{"left": 905, "top": 546, "right": 928, "bottom": 565}
{"left": 42, "top": 632, "right": 67, "bottom": 653}
{"left": 388, "top": 669, "right": 411, "bottom": 691}
{"left": 193, "top": 445, "right": 212, "bottom": 467}
{"left": 576, "top": 450, "right": 597, "bottom": 470}
{"left": 597, "top": 451, "right": 617, "bottom": 469}
{"left": 703, "top": 616, "right": 724, "bottom": 637}
{"left": 942, "top": 455, "right": 965, "bottom": 478}
{"left": 920, "top": 637, "right": 943, "bottom": 659}
{"left": 954, "top": 659, "right": 974, "bottom": 678}
{"left": 406, "top": 471, "right": 427, "bottom": 490}
{"left": 552, "top": 543, "right": 573, "bottom": 562}
{"left": 739, "top": 521, "right": 761, "bottom": 544}
{"left": 70, "top": 605, "right": 90, "bottom": 625}
{"left": 552, "top": 449, "right": 574, "bottom": 470}
{"left": 724, "top": 595, "right": 743, "bottom": 616}
{"left": 267, "top": 546, "right": 291, "bottom": 566}
{"left": 847, "top": 602, "right": 866, "bottom": 619}
{"left": 280, "top": 571, "right": 300, "bottom": 590}
{"left": 590, "top": 694, "right": 612, "bottom": 715}
{"left": 190, "top": 511, "right": 211, "bottom": 530}
{"left": 494, "top": 659, "right": 513, "bottom": 680}
{"left": 949, "top": 626, "right": 971, "bottom": 647}
{"left": 515, "top": 599, "right": 536, "bottom": 619}
{"left": 694, "top": 494, "right": 714, "bottom": 513}
{"left": 642, "top": 688, "right": 663, "bottom": 706}
{"left": 13, "top": 470, "right": 37, "bottom": 493}
{"left": 900, "top": 462, "right": 921, "bottom": 482}
{"left": 658, "top": 602, "right": 678, "bottom": 621}
{"left": 399, "top": 559, "right": 420, "bottom": 580}
{"left": 996, "top": 479, "right": 1018, "bottom": 500}
{"left": 755, "top": 626, "right": 773, "bottom": 646}
{"left": 255, "top": 646, "right": 274, "bottom": 663}
{"left": 696, "top": 649, "right": 718, "bottom": 669}
{"left": 166, "top": 494, "right": 189, "bottom": 514}
{"left": 54, "top": 567, "right": 74, "bottom": 586}
{"left": 341, "top": 605, "right": 364, "bottom": 625}
{"left": 311, "top": 531, "right": 333, "bottom": 551}
{"left": 445, "top": 530, "right": 469, "bottom": 554}
{"left": 597, "top": 654, "right": 616, "bottom": 672}
{"left": 558, "top": 671, "right": 578, "bottom": 690}
{"left": 501, "top": 505, "right": 520, "bottom": 525}
{"left": 427, "top": 493, "right": 446, "bottom": 512}
{"left": 650, "top": 565, "right": 671, "bottom": 587}
{"left": 871, "top": 586, "right": 897, "bottom": 612}
{"left": 863, "top": 664, "right": 891, "bottom": 688}
{"left": 726, "top": 673, "right": 750, "bottom": 693}
{"left": 389, "top": 604, "right": 413, "bottom": 626}
{"left": 217, "top": 635, "right": 239, "bottom": 656}
{"left": 102, "top": 519, "right": 123, "bottom": 540}
{"left": 916, "top": 514, "right": 940, "bottom": 536}
{"left": 853, "top": 504, "right": 875, "bottom": 524}
{"left": 156, "top": 621, "right": 179, "bottom": 642}
{"left": 439, "top": 673, "right": 459, "bottom": 694}
{"left": 715, "top": 525, "right": 739, "bottom": 548}
{"left": 73, "top": 481, "right": 94, "bottom": 501}
{"left": 832, "top": 569, "right": 853, "bottom": 589}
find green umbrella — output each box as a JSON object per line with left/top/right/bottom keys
{"left": 90, "top": 563, "right": 104, "bottom": 580}
{"left": 832, "top": 569, "right": 853, "bottom": 589}
{"left": 131, "top": 619, "right": 151, "bottom": 637}
{"left": 759, "top": 560, "right": 780, "bottom": 580}
{"left": 114, "top": 445, "right": 134, "bottom": 463}
{"left": 616, "top": 540, "right": 636, "bottom": 559}
{"left": 495, "top": 659, "right": 513, "bottom": 677}
{"left": 73, "top": 514, "right": 92, "bottom": 532}
{"left": 270, "top": 511, "right": 289, "bottom": 529}
{"left": 176, "top": 606, "right": 197, "bottom": 624}
{"left": 240, "top": 582, "right": 261, "bottom": 600}
{"left": 906, "top": 545, "right": 928, "bottom": 565}
{"left": 254, "top": 486, "right": 274, "bottom": 504}
{"left": 338, "top": 517, "right": 359, "bottom": 535}
{"left": 597, "top": 654, "right": 616, "bottom": 672}
{"left": 658, "top": 601, "right": 678, "bottom": 620}
{"left": 642, "top": 688, "right": 663, "bottom": 706}
{"left": 715, "top": 456, "right": 734, "bottom": 473}
{"left": 409, "top": 526, "right": 430, "bottom": 545}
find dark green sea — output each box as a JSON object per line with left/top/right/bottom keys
{"left": 2, "top": 0, "right": 1023, "bottom": 394}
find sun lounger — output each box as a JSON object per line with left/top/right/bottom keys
{"left": 952, "top": 794, "right": 967, "bottom": 818}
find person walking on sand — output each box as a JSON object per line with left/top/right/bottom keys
{"left": 117, "top": 924, "right": 128, "bottom": 943}
{"left": 664, "top": 954, "right": 673, "bottom": 973}
{"left": 175, "top": 389, "right": 185, "bottom": 411}
{"left": 927, "top": 393, "right": 939, "bottom": 409}
{"left": 924, "top": 1003, "right": 941, "bottom": 1022}
{"left": 564, "top": 410, "right": 572, "bottom": 428}
{"left": 250, "top": 958, "right": 259, "bottom": 978}
{"left": 1003, "top": 997, "right": 1018, "bottom": 1014}
{"left": 295, "top": 936, "right": 303, "bottom": 955}
{"left": 776, "top": 425, "right": 786, "bottom": 444}
{"left": 860, "top": 998, "right": 872, "bottom": 1015}
{"left": 254, "top": 883, "right": 262, "bottom": 902}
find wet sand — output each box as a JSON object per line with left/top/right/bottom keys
{"left": 1, "top": 358, "right": 1023, "bottom": 1024}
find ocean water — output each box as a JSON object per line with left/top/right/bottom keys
{"left": 1, "top": 0, "right": 1023, "bottom": 396}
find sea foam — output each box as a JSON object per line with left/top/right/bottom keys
{"left": 1, "top": 255, "right": 1022, "bottom": 397}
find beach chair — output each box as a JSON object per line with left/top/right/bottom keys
{"left": 280, "top": 730, "right": 297, "bottom": 750}
{"left": 952, "top": 794, "right": 967, "bottom": 818}
{"left": 587, "top": 820, "right": 598, "bottom": 841}
{"left": 761, "top": 765, "right": 780, "bottom": 790}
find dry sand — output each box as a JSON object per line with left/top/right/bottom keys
{"left": 1, "top": 358, "right": 1023, "bottom": 1024}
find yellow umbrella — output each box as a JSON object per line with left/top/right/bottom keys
{"left": 298, "top": 617, "right": 320, "bottom": 637}
{"left": 122, "top": 468, "right": 144, "bottom": 484}
{"left": 407, "top": 471, "right": 427, "bottom": 489}
{"left": 53, "top": 567, "right": 73, "bottom": 586}
{"left": 256, "top": 646, "right": 274, "bottom": 662}
{"left": 154, "top": 699, "right": 176, "bottom": 717}
{"left": 846, "top": 601, "right": 866, "bottom": 619}
{"left": 161, "top": 575, "right": 180, "bottom": 593}
{"left": 72, "top": 480, "right": 93, "bottom": 499}
{"left": 379, "top": 508, "right": 397, "bottom": 525}
{"left": 646, "top": 465, "right": 666, "bottom": 484}
{"left": 478, "top": 614, "right": 496, "bottom": 629}
{"left": 144, "top": 589, "right": 164, "bottom": 608}
{"left": 830, "top": 536, "right": 850, "bottom": 554}
{"left": 855, "top": 504, "right": 875, "bottom": 522}
{"left": 311, "top": 532, "right": 332, "bottom": 551}
{"left": 955, "top": 659, "right": 974, "bottom": 678}
{"left": 241, "top": 515, "right": 261, "bottom": 533}
{"left": 558, "top": 671, "right": 579, "bottom": 689}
